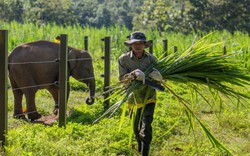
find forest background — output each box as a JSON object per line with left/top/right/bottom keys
{"left": 1, "top": 0, "right": 250, "bottom": 34}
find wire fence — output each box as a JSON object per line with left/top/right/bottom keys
{"left": 2, "top": 36, "right": 197, "bottom": 122}
{"left": 5, "top": 40, "right": 233, "bottom": 122}
{"left": 0, "top": 32, "right": 102, "bottom": 145}
{"left": 6, "top": 47, "right": 104, "bottom": 123}
{"left": 8, "top": 56, "right": 97, "bottom": 90}
{"left": 1, "top": 31, "right": 236, "bottom": 146}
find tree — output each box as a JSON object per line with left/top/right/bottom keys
{"left": 133, "top": 0, "right": 250, "bottom": 34}
{"left": 187, "top": 0, "right": 210, "bottom": 32}
{"left": 22, "top": 0, "right": 76, "bottom": 25}
{"left": 1, "top": 0, "right": 249, "bottom": 34}
{"left": 187, "top": 0, "right": 250, "bottom": 34}
{"left": 133, "top": 0, "right": 191, "bottom": 33}
{"left": 218, "top": 0, "right": 250, "bottom": 34}
{"left": 0, "top": 0, "right": 24, "bottom": 22}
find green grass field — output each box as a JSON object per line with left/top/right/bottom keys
{"left": 1, "top": 22, "right": 250, "bottom": 155}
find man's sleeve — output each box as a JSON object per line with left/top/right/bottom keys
{"left": 118, "top": 57, "right": 128, "bottom": 81}
{"left": 151, "top": 54, "right": 158, "bottom": 64}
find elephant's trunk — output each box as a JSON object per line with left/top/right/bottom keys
{"left": 86, "top": 78, "right": 95, "bottom": 105}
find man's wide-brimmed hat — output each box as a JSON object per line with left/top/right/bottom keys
{"left": 124, "top": 31, "right": 152, "bottom": 48}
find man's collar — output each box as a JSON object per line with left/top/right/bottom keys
{"left": 129, "top": 51, "right": 134, "bottom": 58}
{"left": 129, "top": 50, "right": 148, "bottom": 59}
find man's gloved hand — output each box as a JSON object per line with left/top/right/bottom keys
{"left": 130, "top": 69, "right": 145, "bottom": 84}
{"left": 148, "top": 68, "right": 163, "bottom": 82}
{"left": 121, "top": 74, "right": 134, "bottom": 88}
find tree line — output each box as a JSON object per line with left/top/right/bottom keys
{"left": 0, "top": 0, "right": 249, "bottom": 34}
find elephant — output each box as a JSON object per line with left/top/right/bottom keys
{"left": 8, "top": 40, "right": 95, "bottom": 121}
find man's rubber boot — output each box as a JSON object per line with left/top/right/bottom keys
{"left": 141, "top": 143, "right": 150, "bottom": 156}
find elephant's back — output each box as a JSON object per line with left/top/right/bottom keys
{"left": 9, "top": 40, "right": 60, "bottom": 63}
{"left": 8, "top": 41, "right": 60, "bottom": 85}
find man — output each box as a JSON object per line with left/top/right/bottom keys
{"left": 118, "top": 31, "right": 162, "bottom": 156}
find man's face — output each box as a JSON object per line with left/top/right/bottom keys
{"left": 131, "top": 41, "right": 145, "bottom": 53}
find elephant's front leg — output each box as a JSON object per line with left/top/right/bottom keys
{"left": 48, "top": 86, "right": 59, "bottom": 115}
{"left": 13, "top": 89, "right": 26, "bottom": 119}
{"left": 23, "top": 88, "right": 42, "bottom": 121}
{"left": 48, "top": 83, "right": 70, "bottom": 115}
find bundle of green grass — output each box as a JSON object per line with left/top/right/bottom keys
{"left": 155, "top": 37, "right": 250, "bottom": 100}
{"left": 94, "top": 33, "right": 250, "bottom": 154}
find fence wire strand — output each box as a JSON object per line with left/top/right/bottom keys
{"left": 10, "top": 76, "right": 95, "bottom": 91}
{"left": 6, "top": 46, "right": 106, "bottom": 118}
{"left": 68, "top": 58, "right": 92, "bottom": 61}
{"left": 11, "top": 82, "right": 57, "bottom": 91}
{"left": 13, "top": 111, "right": 38, "bottom": 118}
{"left": 8, "top": 58, "right": 93, "bottom": 65}
{"left": 74, "top": 77, "right": 95, "bottom": 82}
{"left": 8, "top": 56, "right": 96, "bottom": 91}
{"left": 8, "top": 60, "right": 58, "bottom": 65}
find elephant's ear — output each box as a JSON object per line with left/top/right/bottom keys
{"left": 68, "top": 49, "right": 78, "bottom": 72}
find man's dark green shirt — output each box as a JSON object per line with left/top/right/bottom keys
{"left": 118, "top": 51, "right": 158, "bottom": 108}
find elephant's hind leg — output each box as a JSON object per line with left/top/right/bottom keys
{"left": 9, "top": 75, "right": 26, "bottom": 119}
{"left": 23, "top": 88, "right": 42, "bottom": 121}
{"left": 12, "top": 89, "right": 26, "bottom": 119}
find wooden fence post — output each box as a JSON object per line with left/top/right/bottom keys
{"left": 0, "top": 30, "right": 8, "bottom": 146}
{"left": 59, "top": 34, "right": 68, "bottom": 127}
{"left": 223, "top": 45, "right": 227, "bottom": 55}
{"left": 163, "top": 39, "right": 168, "bottom": 57}
{"left": 149, "top": 40, "right": 153, "bottom": 54}
{"left": 101, "top": 37, "right": 110, "bottom": 110}
{"left": 84, "top": 36, "right": 88, "bottom": 51}
{"left": 174, "top": 46, "right": 178, "bottom": 53}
